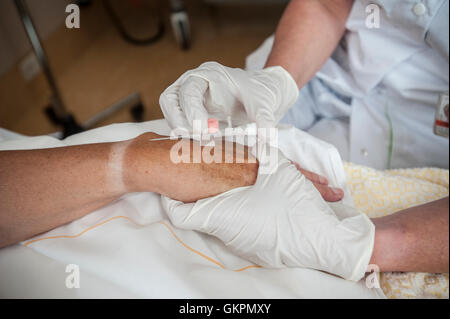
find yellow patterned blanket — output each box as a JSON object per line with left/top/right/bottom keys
{"left": 345, "top": 163, "right": 449, "bottom": 299}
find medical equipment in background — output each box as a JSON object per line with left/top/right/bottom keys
{"left": 14, "top": 0, "right": 145, "bottom": 138}
{"left": 102, "top": 0, "right": 191, "bottom": 50}
{"left": 103, "top": 0, "right": 288, "bottom": 50}
{"left": 170, "top": 0, "right": 191, "bottom": 50}
{"left": 103, "top": 0, "right": 165, "bottom": 46}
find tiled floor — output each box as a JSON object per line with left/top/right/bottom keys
{"left": 0, "top": 0, "right": 285, "bottom": 136}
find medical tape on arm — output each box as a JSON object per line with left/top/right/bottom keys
{"left": 107, "top": 140, "right": 132, "bottom": 194}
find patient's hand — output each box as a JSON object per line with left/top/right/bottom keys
{"left": 124, "top": 133, "right": 259, "bottom": 203}
{"left": 124, "top": 133, "right": 344, "bottom": 203}
{"left": 291, "top": 162, "right": 344, "bottom": 202}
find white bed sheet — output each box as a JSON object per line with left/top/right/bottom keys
{"left": 0, "top": 120, "right": 385, "bottom": 298}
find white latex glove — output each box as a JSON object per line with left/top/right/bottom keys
{"left": 159, "top": 62, "right": 299, "bottom": 131}
{"left": 161, "top": 144, "right": 375, "bottom": 282}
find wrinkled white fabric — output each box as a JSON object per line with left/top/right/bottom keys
{"left": 0, "top": 121, "right": 385, "bottom": 298}
{"left": 162, "top": 143, "right": 375, "bottom": 282}
{"left": 159, "top": 61, "right": 299, "bottom": 131}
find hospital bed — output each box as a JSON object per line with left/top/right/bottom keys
{"left": 0, "top": 120, "right": 448, "bottom": 299}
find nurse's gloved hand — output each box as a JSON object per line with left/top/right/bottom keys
{"left": 159, "top": 62, "right": 299, "bottom": 130}
{"left": 161, "top": 144, "right": 375, "bottom": 282}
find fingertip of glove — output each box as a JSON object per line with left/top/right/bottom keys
{"left": 199, "top": 61, "right": 220, "bottom": 69}
{"left": 160, "top": 196, "right": 197, "bottom": 229}
{"left": 160, "top": 196, "right": 178, "bottom": 213}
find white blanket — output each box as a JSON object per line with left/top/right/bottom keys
{"left": 0, "top": 120, "right": 385, "bottom": 298}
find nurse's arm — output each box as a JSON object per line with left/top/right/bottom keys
{"left": 266, "top": 0, "right": 354, "bottom": 88}
{"left": 370, "top": 197, "right": 449, "bottom": 273}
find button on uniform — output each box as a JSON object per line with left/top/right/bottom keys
{"left": 413, "top": 3, "right": 427, "bottom": 16}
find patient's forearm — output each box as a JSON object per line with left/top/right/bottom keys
{"left": 0, "top": 142, "right": 128, "bottom": 247}
{"left": 266, "top": 0, "right": 353, "bottom": 87}
{"left": 370, "top": 197, "right": 449, "bottom": 273}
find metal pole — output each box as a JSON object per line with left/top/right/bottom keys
{"left": 14, "top": 0, "right": 70, "bottom": 119}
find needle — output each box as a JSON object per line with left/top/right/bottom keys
{"left": 148, "top": 136, "right": 183, "bottom": 142}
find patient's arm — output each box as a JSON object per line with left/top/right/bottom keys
{"left": 0, "top": 132, "right": 258, "bottom": 248}
{"left": 370, "top": 197, "right": 449, "bottom": 273}
{"left": 0, "top": 132, "right": 343, "bottom": 248}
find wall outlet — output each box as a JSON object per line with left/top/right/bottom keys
{"left": 20, "top": 52, "right": 41, "bottom": 81}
